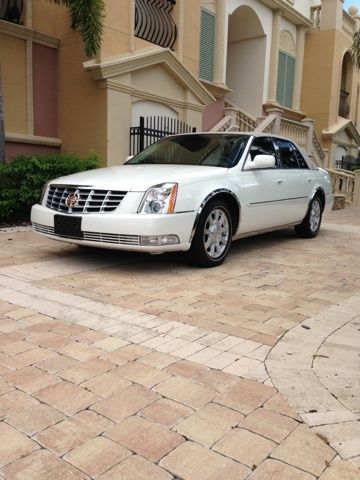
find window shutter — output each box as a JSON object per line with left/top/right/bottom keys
{"left": 200, "top": 9, "right": 215, "bottom": 82}
{"left": 284, "top": 55, "right": 295, "bottom": 108}
{"left": 276, "top": 51, "right": 295, "bottom": 109}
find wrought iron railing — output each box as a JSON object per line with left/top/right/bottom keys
{"left": 0, "top": 0, "right": 23, "bottom": 25}
{"left": 130, "top": 116, "right": 196, "bottom": 155}
{"left": 335, "top": 155, "right": 360, "bottom": 171}
{"left": 135, "top": 0, "right": 177, "bottom": 50}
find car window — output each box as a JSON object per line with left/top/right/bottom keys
{"left": 291, "top": 143, "right": 309, "bottom": 169}
{"left": 126, "top": 134, "right": 249, "bottom": 168}
{"left": 248, "top": 137, "right": 278, "bottom": 167}
{"left": 275, "top": 139, "right": 300, "bottom": 169}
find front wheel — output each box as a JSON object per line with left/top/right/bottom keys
{"left": 294, "top": 195, "right": 323, "bottom": 238}
{"left": 189, "top": 200, "right": 233, "bottom": 267}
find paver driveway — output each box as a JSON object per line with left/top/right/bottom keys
{"left": 0, "top": 207, "right": 359, "bottom": 479}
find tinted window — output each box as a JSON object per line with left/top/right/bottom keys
{"left": 276, "top": 139, "right": 299, "bottom": 169}
{"left": 291, "top": 143, "right": 309, "bottom": 169}
{"left": 249, "top": 137, "right": 277, "bottom": 163}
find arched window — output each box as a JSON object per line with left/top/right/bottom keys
{"left": 276, "top": 30, "right": 296, "bottom": 109}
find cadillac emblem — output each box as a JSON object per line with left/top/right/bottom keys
{"left": 65, "top": 193, "right": 80, "bottom": 209}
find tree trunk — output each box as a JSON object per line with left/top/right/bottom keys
{"left": 0, "top": 69, "right": 5, "bottom": 164}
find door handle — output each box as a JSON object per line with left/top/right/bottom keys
{"left": 276, "top": 179, "right": 285, "bottom": 184}
{"left": 307, "top": 178, "right": 314, "bottom": 182}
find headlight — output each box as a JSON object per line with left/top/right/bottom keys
{"left": 40, "top": 182, "right": 50, "bottom": 205}
{"left": 138, "top": 183, "right": 178, "bottom": 214}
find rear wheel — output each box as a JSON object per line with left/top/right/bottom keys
{"left": 189, "top": 200, "right": 233, "bottom": 267}
{"left": 294, "top": 195, "right": 323, "bottom": 238}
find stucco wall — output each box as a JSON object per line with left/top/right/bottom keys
{"left": 0, "top": 33, "right": 27, "bottom": 134}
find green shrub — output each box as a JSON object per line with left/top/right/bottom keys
{"left": 0, "top": 151, "right": 100, "bottom": 221}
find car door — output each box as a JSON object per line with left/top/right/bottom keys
{"left": 274, "top": 139, "right": 313, "bottom": 223}
{"left": 237, "top": 136, "right": 293, "bottom": 234}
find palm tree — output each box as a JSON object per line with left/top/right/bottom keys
{"left": 0, "top": 0, "right": 105, "bottom": 163}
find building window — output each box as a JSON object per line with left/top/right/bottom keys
{"left": 277, "top": 50, "right": 295, "bottom": 109}
{"left": 199, "top": 8, "right": 215, "bottom": 82}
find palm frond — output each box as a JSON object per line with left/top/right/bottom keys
{"left": 47, "top": 0, "right": 105, "bottom": 58}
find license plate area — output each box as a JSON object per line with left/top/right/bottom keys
{"left": 54, "top": 215, "right": 83, "bottom": 239}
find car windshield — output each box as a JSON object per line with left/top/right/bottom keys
{"left": 126, "top": 134, "right": 250, "bottom": 168}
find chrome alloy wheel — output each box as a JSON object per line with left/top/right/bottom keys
{"left": 309, "top": 198, "right": 321, "bottom": 233}
{"left": 203, "top": 208, "right": 230, "bottom": 259}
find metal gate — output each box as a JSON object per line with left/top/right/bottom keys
{"left": 129, "top": 116, "right": 196, "bottom": 156}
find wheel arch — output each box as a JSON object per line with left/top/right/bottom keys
{"left": 189, "top": 189, "right": 241, "bottom": 242}
{"left": 311, "top": 187, "right": 326, "bottom": 211}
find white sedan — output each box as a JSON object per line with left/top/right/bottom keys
{"left": 31, "top": 133, "right": 333, "bottom": 267}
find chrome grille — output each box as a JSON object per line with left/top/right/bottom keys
{"left": 46, "top": 185, "right": 127, "bottom": 214}
{"left": 32, "top": 223, "right": 140, "bottom": 246}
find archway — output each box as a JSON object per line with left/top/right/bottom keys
{"left": 226, "top": 5, "right": 266, "bottom": 116}
{"left": 339, "top": 51, "right": 353, "bottom": 118}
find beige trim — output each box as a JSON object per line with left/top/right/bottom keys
{"left": 100, "top": 80, "right": 206, "bottom": 113}
{"left": 84, "top": 47, "right": 215, "bottom": 106}
{"left": 293, "top": 26, "right": 306, "bottom": 111}
{"left": 5, "top": 132, "right": 62, "bottom": 147}
{"left": 26, "top": 39, "right": 34, "bottom": 135}
{"left": 214, "top": 0, "right": 227, "bottom": 85}
{"left": 129, "top": 0, "right": 135, "bottom": 52}
{"left": 0, "top": 19, "right": 60, "bottom": 48}
{"left": 260, "top": 0, "right": 312, "bottom": 27}
{"left": 200, "top": 79, "right": 232, "bottom": 99}
{"left": 25, "top": 0, "right": 32, "bottom": 28}
{"left": 267, "top": 10, "right": 282, "bottom": 103}
{"left": 279, "top": 30, "right": 296, "bottom": 56}
{"left": 322, "top": 119, "right": 360, "bottom": 145}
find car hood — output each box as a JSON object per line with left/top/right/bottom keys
{"left": 49, "top": 164, "right": 227, "bottom": 191}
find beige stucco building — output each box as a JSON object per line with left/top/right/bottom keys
{"left": 1, "top": 0, "right": 360, "bottom": 169}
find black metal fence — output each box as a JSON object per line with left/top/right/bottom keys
{"left": 0, "top": 0, "right": 23, "bottom": 25}
{"left": 130, "top": 116, "right": 196, "bottom": 156}
{"left": 335, "top": 155, "right": 360, "bottom": 171}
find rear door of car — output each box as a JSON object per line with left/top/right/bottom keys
{"left": 273, "top": 138, "right": 313, "bottom": 223}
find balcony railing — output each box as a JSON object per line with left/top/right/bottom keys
{"left": 0, "top": 0, "right": 24, "bottom": 25}
{"left": 135, "top": 0, "right": 177, "bottom": 50}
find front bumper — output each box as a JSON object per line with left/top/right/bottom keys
{"left": 31, "top": 204, "right": 196, "bottom": 253}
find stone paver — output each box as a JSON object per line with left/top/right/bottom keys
{"left": 105, "top": 415, "right": 184, "bottom": 462}
{"left": 0, "top": 207, "right": 359, "bottom": 479}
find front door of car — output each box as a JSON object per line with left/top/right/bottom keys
{"left": 236, "top": 136, "right": 293, "bottom": 234}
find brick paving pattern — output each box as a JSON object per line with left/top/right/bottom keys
{"left": 0, "top": 207, "right": 359, "bottom": 478}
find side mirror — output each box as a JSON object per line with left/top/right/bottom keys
{"left": 243, "top": 154, "right": 276, "bottom": 170}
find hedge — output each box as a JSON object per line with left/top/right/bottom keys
{"left": 0, "top": 151, "right": 101, "bottom": 221}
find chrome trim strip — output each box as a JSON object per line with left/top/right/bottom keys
{"left": 189, "top": 189, "right": 241, "bottom": 243}
{"left": 249, "top": 196, "right": 308, "bottom": 206}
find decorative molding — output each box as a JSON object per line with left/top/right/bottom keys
{"left": 5, "top": 132, "right": 62, "bottom": 146}
{"left": 84, "top": 47, "right": 215, "bottom": 106}
{"left": 260, "top": 0, "right": 312, "bottom": 27}
{"left": 0, "top": 18, "right": 60, "bottom": 48}
{"left": 279, "top": 30, "right": 296, "bottom": 56}
{"left": 323, "top": 119, "right": 360, "bottom": 145}
{"left": 135, "top": 0, "right": 177, "bottom": 49}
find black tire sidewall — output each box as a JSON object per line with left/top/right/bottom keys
{"left": 190, "top": 200, "right": 233, "bottom": 267}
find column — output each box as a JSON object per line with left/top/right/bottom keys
{"left": 213, "top": 0, "right": 227, "bottom": 85}
{"left": 267, "top": 9, "right": 282, "bottom": 103}
{"left": 293, "top": 26, "right": 306, "bottom": 111}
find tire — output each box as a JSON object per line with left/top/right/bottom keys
{"left": 189, "top": 199, "right": 233, "bottom": 267}
{"left": 294, "top": 195, "right": 323, "bottom": 238}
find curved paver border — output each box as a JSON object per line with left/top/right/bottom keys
{"left": 266, "top": 294, "right": 360, "bottom": 462}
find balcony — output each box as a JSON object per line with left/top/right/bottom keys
{"left": 0, "top": 0, "right": 24, "bottom": 25}
{"left": 339, "top": 90, "right": 350, "bottom": 118}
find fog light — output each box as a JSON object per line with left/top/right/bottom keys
{"left": 140, "top": 235, "right": 180, "bottom": 246}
